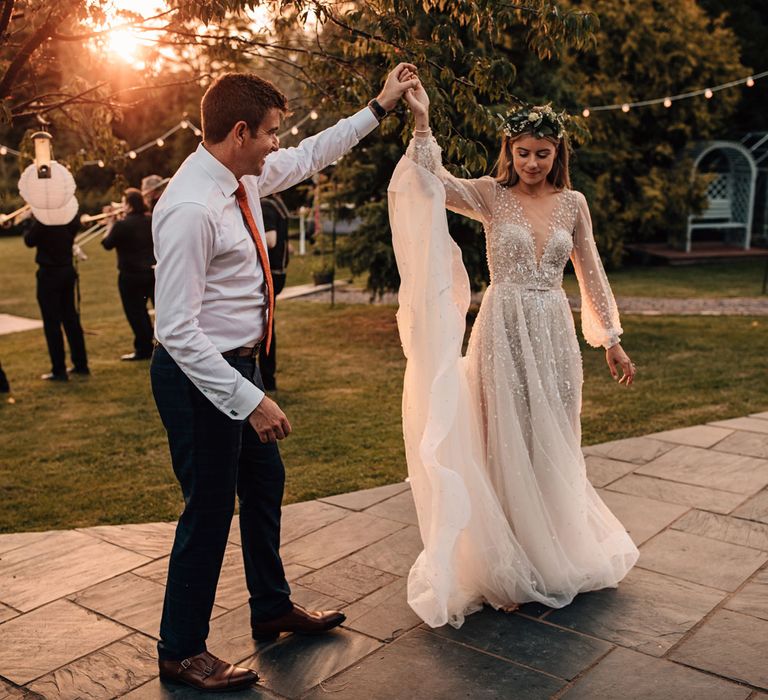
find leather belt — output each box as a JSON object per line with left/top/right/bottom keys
{"left": 221, "top": 344, "right": 261, "bottom": 359}
{"left": 154, "top": 342, "right": 261, "bottom": 359}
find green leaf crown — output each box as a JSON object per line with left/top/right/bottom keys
{"left": 499, "top": 103, "right": 570, "bottom": 140}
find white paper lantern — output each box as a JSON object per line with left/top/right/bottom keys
{"left": 32, "top": 196, "right": 79, "bottom": 226}
{"left": 19, "top": 162, "right": 75, "bottom": 209}
{"left": 18, "top": 162, "right": 79, "bottom": 226}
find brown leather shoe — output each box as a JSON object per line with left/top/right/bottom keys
{"left": 251, "top": 603, "right": 346, "bottom": 641}
{"left": 159, "top": 651, "right": 259, "bottom": 692}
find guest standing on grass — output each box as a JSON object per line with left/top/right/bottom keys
{"left": 101, "top": 187, "right": 156, "bottom": 361}
{"left": 0, "top": 360, "right": 10, "bottom": 394}
{"left": 258, "top": 193, "right": 290, "bottom": 391}
{"left": 24, "top": 214, "right": 89, "bottom": 381}
{"left": 149, "top": 65, "right": 419, "bottom": 692}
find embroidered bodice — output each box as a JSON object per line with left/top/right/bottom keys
{"left": 488, "top": 187, "right": 579, "bottom": 290}
{"left": 405, "top": 131, "right": 622, "bottom": 348}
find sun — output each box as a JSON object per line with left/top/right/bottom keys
{"left": 89, "top": 0, "right": 167, "bottom": 69}
{"left": 104, "top": 29, "right": 147, "bottom": 68}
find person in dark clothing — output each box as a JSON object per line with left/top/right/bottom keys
{"left": 259, "top": 194, "right": 290, "bottom": 391}
{"left": 0, "top": 360, "right": 10, "bottom": 393}
{"left": 24, "top": 214, "right": 89, "bottom": 381}
{"left": 102, "top": 188, "right": 156, "bottom": 360}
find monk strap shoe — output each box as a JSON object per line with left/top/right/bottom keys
{"left": 159, "top": 650, "right": 258, "bottom": 692}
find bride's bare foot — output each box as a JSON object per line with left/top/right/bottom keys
{"left": 500, "top": 603, "right": 519, "bottom": 613}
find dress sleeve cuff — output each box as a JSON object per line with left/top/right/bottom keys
{"left": 349, "top": 107, "right": 380, "bottom": 140}
{"left": 220, "top": 378, "right": 264, "bottom": 420}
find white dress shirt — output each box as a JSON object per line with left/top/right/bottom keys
{"left": 153, "top": 107, "right": 379, "bottom": 419}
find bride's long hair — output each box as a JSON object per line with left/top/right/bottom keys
{"left": 494, "top": 132, "right": 572, "bottom": 190}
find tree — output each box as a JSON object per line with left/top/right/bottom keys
{"left": 697, "top": 0, "right": 768, "bottom": 135}
{"left": 561, "top": 0, "right": 745, "bottom": 262}
{"left": 317, "top": 0, "right": 745, "bottom": 293}
{"left": 285, "top": 0, "right": 599, "bottom": 294}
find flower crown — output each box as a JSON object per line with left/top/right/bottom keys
{"left": 500, "top": 103, "right": 569, "bottom": 140}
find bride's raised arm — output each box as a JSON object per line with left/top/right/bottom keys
{"left": 403, "top": 77, "right": 496, "bottom": 225}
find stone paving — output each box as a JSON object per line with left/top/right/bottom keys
{"left": 1, "top": 414, "right": 768, "bottom": 699}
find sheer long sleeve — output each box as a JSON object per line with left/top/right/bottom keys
{"left": 571, "top": 192, "right": 622, "bottom": 349}
{"left": 406, "top": 131, "right": 496, "bottom": 225}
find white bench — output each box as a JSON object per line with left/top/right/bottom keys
{"left": 686, "top": 197, "right": 750, "bottom": 252}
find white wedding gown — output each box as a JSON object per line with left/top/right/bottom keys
{"left": 388, "top": 133, "right": 639, "bottom": 629}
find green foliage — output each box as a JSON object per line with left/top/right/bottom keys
{"left": 695, "top": 0, "right": 768, "bottom": 134}
{"left": 561, "top": 0, "right": 745, "bottom": 262}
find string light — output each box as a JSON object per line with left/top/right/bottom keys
{"left": 1, "top": 107, "right": 321, "bottom": 168}
{"left": 581, "top": 70, "right": 767, "bottom": 117}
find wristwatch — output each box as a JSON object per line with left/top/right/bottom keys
{"left": 368, "top": 98, "right": 388, "bottom": 121}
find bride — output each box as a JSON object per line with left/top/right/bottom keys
{"left": 388, "top": 77, "right": 640, "bottom": 628}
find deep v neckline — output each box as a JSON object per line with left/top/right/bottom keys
{"left": 508, "top": 190, "right": 568, "bottom": 268}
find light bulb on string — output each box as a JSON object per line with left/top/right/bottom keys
{"left": 290, "top": 126, "right": 299, "bottom": 135}
{"left": 663, "top": 97, "right": 672, "bottom": 108}
{"left": 747, "top": 76, "right": 755, "bottom": 87}
{"left": 704, "top": 88, "right": 713, "bottom": 99}
{"left": 128, "top": 151, "right": 137, "bottom": 159}
{"left": 193, "top": 128, "right": 201, "bottom": 137}
{"left": 582, "top": 108, "right": 590, "bottom": 118}
{"left": 180, "top": 120, "right": 189, "bottom": 128}
{"left": 156, "top": 139, "right": 164, "bottom": 147}
{"left": 621, "top": 103, "right": 630, "bottom": 113}
{"left": 0, "top": 146, "right": 7, "bottom": 155}
{"left": 98, "top": 160, "right": 105, "bottom": 168}
{"left": 310, "top": 110, "right": 319, "bottom": 120}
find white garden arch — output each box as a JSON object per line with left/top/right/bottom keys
{"left": 686, "top": 141, "right": 757, "bottom": 252}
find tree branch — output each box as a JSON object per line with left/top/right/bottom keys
{"left": 322, "top": 9, "right": 477, "bottom": 89}
{"left": 0, "top": 0, "right": 15, "bottom": 44}
{"left": 50, "top": 9, "right": 176, "bottom": 41}
{"left": 0, "top": 4, "right": 77, "bottom": 100}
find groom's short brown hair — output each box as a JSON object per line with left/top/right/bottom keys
{"left": 201, "top": 73, "right": 288, "bottom": 144}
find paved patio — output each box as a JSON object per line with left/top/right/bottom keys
{"left": 1, "top": 413, "right": 768, "bottom": 699}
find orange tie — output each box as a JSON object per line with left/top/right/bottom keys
{"left": 234, "top": 182, "right": 274, "bottom": 355}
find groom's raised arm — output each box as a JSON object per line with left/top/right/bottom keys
{"left": 256, "top": 63, "right": 418, "bottom": 196}
{"left": 256, "top": 108, "right": 378, "bottom": 196}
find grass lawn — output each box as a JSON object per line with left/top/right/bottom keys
{"left": 1, "top": 235, "right": 766, "bottom": 532}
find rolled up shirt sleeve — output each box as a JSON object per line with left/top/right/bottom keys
{"left": 153, "top": 202, "right": 265, "bottom": 419}
{"left": 257, "top": 107, "right": 379, "bottom": 196}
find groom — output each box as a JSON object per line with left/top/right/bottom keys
{"left": 150, "top": 65, "right": 418, "bottom": 691}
